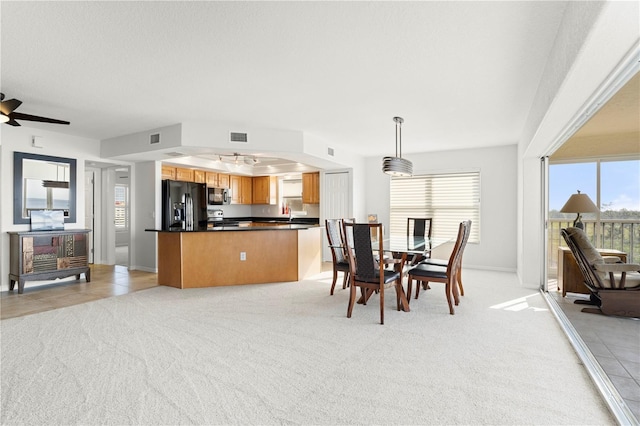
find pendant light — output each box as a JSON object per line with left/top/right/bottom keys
{"left": 382, "top": 116, "right": 412, "bottom": 176}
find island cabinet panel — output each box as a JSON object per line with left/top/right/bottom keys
{"left": 8, "top": 230, "right": 91, "bottom": 294}
{"left": 155, "top": 227, "right": 322, "bottom": 288}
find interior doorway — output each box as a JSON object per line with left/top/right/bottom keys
{"left": 84, "top": 170, "right": 95, "bottom": 263}
{"left": 322, "top": 171, "right": 351, "bottom": 262}
{"left": 114, "top": 168, "right": 130, "bottom": 267}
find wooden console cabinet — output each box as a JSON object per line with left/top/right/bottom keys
{"left": 8, "top": 229, "right": 91, "bottom": 294}
{"left": 558, "top": 246, "right": 626, "bottom": 297}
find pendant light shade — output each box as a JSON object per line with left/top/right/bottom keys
{"left": 382, "top": 116, "right": 413, "bottom": 176}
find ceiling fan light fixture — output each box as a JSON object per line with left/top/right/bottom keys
{"left": 0, "top": 114, "right": 8, "bottom": 124}
{"left": 382, "top": 116, "right": 412, "bottom": 176}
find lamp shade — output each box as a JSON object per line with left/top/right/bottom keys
{"left": 560, "top": 191, "right": 599, "bottom": 213}
{"left": 382, "top": 116, "right": 413, "bottom": 176}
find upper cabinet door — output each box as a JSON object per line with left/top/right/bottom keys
{"left": 252, "top": 176, "right": 276, "bottom": 204}
{"left": 302, "top": 172, "right": 320, "bottom": 204}
{"left": 205, "top": 172, "right": 218, "bottom": 187}
{"left": 161, "top": 165, "right": 176, "bottom": 180}
{"left": 175, "top": 167, "right": 195, "bottom": 182}
{"left": 193, "top": 169, "right": 205, "bottom": 183}
{"left": 218, "top": 174, "right": 230, "bottom": 189}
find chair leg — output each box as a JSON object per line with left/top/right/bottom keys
{"left": 330, "top": 269, "right": 338, "bottom": 295}
{"left": 445, "top": 280, "right": 455, "bottom": 315}
{"left": 347, "top": 282, "right": 357, "bottom": 318}
{"left": 451, "top": 276, "right": 460, "bottom": 306}
{"left": 406, "top": 278, "right": 413, "bottom": 305}
{"left": 457, "top": 269, "right": 464, "bottom": 296}
{"left": 342, "top": 272, "right": 349, "bottom": 289}
{"left": 379, "top": 286, "right": 384, "bottom": 325}
{"left": 415, "top": 280, "right": 424, "bottom": 300}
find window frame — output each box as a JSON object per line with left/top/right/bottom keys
{"left": 390, "top": 169, "right": 481, "bottom": 243}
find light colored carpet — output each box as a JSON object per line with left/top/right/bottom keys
{"left": 1, "top": 270, "right": 615, "bottom": 425}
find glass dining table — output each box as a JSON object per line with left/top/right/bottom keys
{"left": 365, "top": 235, "right": 450, "bottom": 312}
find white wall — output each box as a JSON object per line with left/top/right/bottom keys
{"left": 517, "top": 0, "right": 640, "bottom": 287}
{"left": 364, "top": 145, "right": 518, "bottom": 272}
{"left": 0, "top": 125, "right": 103, "bottom": 289}
{"left": 132, "top": 161, "right": 160, "bottom": 272}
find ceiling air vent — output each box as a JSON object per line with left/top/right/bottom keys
{"left": 230, "top": 132, "right": 248, "bottom": 143}
{"left": 327, "top": 147, "right": 334, "bottom": 156}
{"left": 149, "top": 133, "right": 161, "bottom": 144}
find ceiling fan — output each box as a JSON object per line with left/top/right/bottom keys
{"left": 0, "top": 93, "right": 70, "bottom": 126}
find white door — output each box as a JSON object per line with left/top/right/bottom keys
{"left": 323, "top": 171, "right": 351, "bottom": 261}
{"left": 85, "top": 170, "right": 95, "bottom": 263}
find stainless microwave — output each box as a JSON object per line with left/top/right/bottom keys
{"left": 207, "top": 187, "right": 231, "bottom": 205}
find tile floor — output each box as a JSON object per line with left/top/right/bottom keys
{"left": 551, "top": 290, "right": 640, "bottom": 420}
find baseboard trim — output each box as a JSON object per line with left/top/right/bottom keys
{"left": 542, "top": 290, "right": 638, "bottom": 426}
{"left": 132, "top": 265, "right": 158, "bottom": 273}
{"left": 464, "top": 265, "right": 516, "bottom": 274}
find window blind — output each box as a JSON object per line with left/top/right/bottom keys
{"left": 114, "top": 185, "right": 128, "bottom": 229}
{"left": 390, "top": 171, "right": 480, "bottom": 243}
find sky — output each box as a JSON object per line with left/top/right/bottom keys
{"left": 549, "top": 159, "right": 640, "bottom": 212}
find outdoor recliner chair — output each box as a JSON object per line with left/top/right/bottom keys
{"left": 561, "top": 227, "right": 640, "bottom": 318}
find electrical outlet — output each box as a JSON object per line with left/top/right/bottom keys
{"left": 240, "top": 252, "right": 246, "bottom": 261}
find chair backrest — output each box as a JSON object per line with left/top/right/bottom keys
{"left": 340, "top": 217, "right": 355, "bottom": 251}
{"left": 325, "top": 219, "right": 347, "bottom": 264}
{"left": 561, "top": 227, "right": 604, "bottom": 290}
{"left": 343, "top": 222, "right": 383, "bottom": 281}
{"left": 446, "top": 221, "right": 468, "bottom": 271}
{"left": 407, "top": 218, "right": 433, "bottom": 238}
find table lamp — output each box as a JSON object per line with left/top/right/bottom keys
{"left": 560, "top": 190, "right": 599, "bottom": 229}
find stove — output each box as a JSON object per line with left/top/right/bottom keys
{"left": 207, "top": 209, "right": 239, "bottom": 228}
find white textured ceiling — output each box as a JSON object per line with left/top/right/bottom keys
{"left": 1, "top": 1, "right": 569, "bottom": 160}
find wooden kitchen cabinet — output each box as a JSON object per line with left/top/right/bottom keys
{"left": 230, "top": 175, "right": 253, "bottom": 204}
{"left": 193, "top": 169, "right": 205, "bottom": 183}
{"left": 161, "top": 165, "right": 176, "bottom": 180}
{"left": 175, "top": 167, "right": 195, "bottom": 182}
{"left": 218, "top": 173, "right": 230, "bottom": 189}
{"left": 252, "top": 176, "right": 276, "bottom": 204}
{"left": 302, "top": 172, "right": 320, "bottom": 204}
{"left": 205, "top": 172, "right": 219, "bottom": 187}
{"left": 241, "top": 176, "right": 253, "bottom": 204}
{"left": 230, "top": 175, "right": 242, "bottom": 203}
{"left": 9, "top": 230, "right": 91, "bottom": 294}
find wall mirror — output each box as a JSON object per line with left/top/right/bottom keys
{"left": 13, "top": 151, "right": 77, "bottom": 224}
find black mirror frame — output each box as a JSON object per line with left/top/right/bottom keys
{"left": 13, "top": 151, "right": 77, "bottom": 224}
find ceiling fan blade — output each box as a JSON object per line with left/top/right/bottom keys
{"left": 6, "top": 118, "right": 21, "bottom": 126}
{"left": 10, "top": 112, "right": 70, "bottom": 125}
{"left": 0, "top": 98, "right": 22, "bottom": 115}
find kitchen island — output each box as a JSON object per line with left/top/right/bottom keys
{"left": 149, "top": 224, "right": 322, "bottom": 289}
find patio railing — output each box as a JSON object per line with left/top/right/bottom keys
{"left": 548, "top": 219, "right": 640, "bottom": 277}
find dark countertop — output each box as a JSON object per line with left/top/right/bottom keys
{"left": 225, "top": 217, "right": 320, "bottom": 225}
{"left": 146, "top": 223, "right": 320, "bottom": 233}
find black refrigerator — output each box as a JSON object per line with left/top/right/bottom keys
{"left": 162, "top": 180, "right": 207, "bottom": 230}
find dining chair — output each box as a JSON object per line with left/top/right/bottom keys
{"left": 325, "top": 219, "right": 350, "bottom": 295}
{"left": 406, "top": 221, "right": 467, "bottom": 315}
{"left": 420, "top": 220, "right": 471, "bottom": 296}
{"left": 407, "top": 218, "right": 433, "bottom": 265}
{"left": 342, "top": 222, "right": 407, "bottom": 325}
